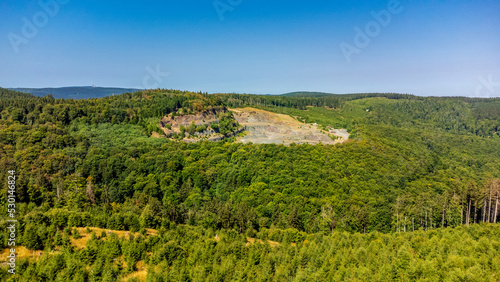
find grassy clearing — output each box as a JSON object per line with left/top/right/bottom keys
{"left": 0, "top": 227, "right": 158, "bottom": 262}
{"left": 70, "top": 227, "right": 157, "bottom": 249}
{"left": 123, "top": 261, "right": 148, "bottom": 282}
{"left": 0, "top": 246, "right": 44, "bottom": 264}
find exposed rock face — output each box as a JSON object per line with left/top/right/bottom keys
{"left": 184, "top": 127, "right": 245, "bottom": 143}
{"left": 158, "top": 107, "right": 349, "bottom": 145}
{"left": 160, "top": 108, "right": 224, "bottom": 136}
{"left": 159, "top": 108, "right": 241, "bottom": 142}
{"left": 231, "top": 107, "right": 349, "bottom": 145}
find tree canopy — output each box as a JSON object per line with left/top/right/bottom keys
{"left": 0, "top": 88, "right": 499, "bottom": 280}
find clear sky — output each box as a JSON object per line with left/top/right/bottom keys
{"left": 1, "top": 0, "right": 499, "bottom": 96}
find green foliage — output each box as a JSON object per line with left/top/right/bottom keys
{"left": 1, "top": 88, "right": 500, "bottom": 280}
{"left": 72, "top": 228, "right": 81, "bottom": 239}
{"left": 152, "top": 242, "right": 186, "bottom": 265}
{"left": 22, "top": 224, "right": 43, "bottom": 250}
{"left": 54, "top": 231, "right": 62, "bottom": 246}
{"left": 7, "top": 224, "right": 498, "bottom": 281}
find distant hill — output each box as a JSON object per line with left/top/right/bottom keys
{"left": 8, "top": 86, "right": 139, "bottom": 99}
{"left": 281, "top": 91, "right": 337, "bottom": 97}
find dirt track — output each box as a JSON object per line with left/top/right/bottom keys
{"left": 230, "top": 108, "right": 349, "bottom": 145}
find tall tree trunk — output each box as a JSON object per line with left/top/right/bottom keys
{"left": 442, "top": 204, "right": 445, "bottom": 228}
{"left": 448, "top": 206, "right": 451, "bottom": 225}
{"left": 56, "top": 183, "right": 61, "bottom": 202}
{"left": 397, "top": 208, "right": 400, "bottom": 233}
{"left": 412, "top": 217, "right": 414, "bottom": 232}
{"left": 494, "top": 197, "right": 498, "bottom": 224}
{"left": 466, "top": 198, "right": 471, "bottom": 227}
{"left": 425, "top": 210, "right": 428, "bottom": 231}
{"left": 430, "top": 208, "right": 433, "bottom": 229}
{"left": 465, "top": 200, "right": 468, "bottom": 226}
{"left": 474, "top": 205, "right": 477, "bottom": 224}
{"left": 488, "top": 186, "right": 493, "bottom": 223}
{"left": 86, "top": 179, "right": 96, "bottom": 205}
{"left": 483, "top": 198, "right": 487, "bottom": 223}
{"left": 461, "top": 207, "right": 464, "bottom": 225}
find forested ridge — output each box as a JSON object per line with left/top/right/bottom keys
{"left": 0, "top": 87, "right": 499, "bottom": 281}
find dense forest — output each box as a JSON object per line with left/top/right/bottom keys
{"left": 0, "top": 87, "right": 499, "bottom": 281}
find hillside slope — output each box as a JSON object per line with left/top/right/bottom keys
{"left": 232, "top": 107, "right": 348, "bottom": 145}
{"left": 0, "top": 87, "right": 500, "bottom": 280}
{"left": 9, "top": 86, "right": 139, "bottom": 99}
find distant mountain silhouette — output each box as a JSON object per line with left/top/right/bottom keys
{"left": 8, "top": 86, "right": 140, "bottom": 99}
{"left": 281, "top": 91, "right": 337, "bottom": 97}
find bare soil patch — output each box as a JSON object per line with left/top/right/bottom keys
{"left": 230, "top": 107, "right": 349, "bottom": 145}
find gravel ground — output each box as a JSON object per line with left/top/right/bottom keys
{"left": 231, "top": 108, "right": 349, "bottom": 145}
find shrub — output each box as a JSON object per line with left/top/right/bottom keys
{"left": 23, "top": 224, "right": 43, "bottom": 250}
{"left": 72, "top": 228, "right": 81, "bottom": 239}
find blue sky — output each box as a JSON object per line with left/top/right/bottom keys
{"left": 1, "top": 0, "right": 499, "bottom": 96}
